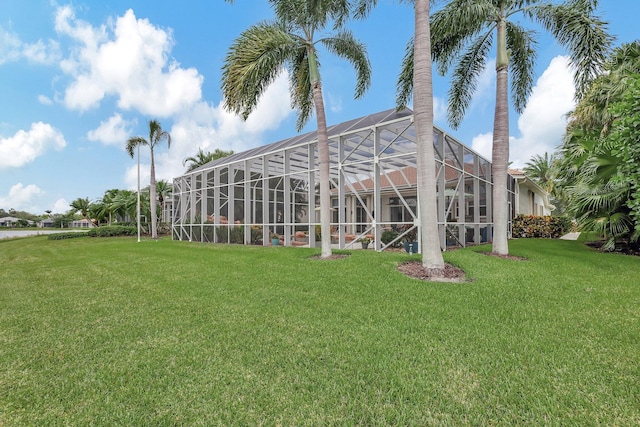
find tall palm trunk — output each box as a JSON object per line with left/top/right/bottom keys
{"left": 149, "top": 149, "right": 158, "bottom": 239}
{"left": 414, "top": 0, "right": 444, "bottom": 271}
{"left": 492, "top": 14, "right": 509, "bottom": 255}
{"left": 308, "top": 47, "right": 332, "bottom": 258}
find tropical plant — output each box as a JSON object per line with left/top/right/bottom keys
{"left": 183, "top": 147, "right": 235, "bottom": 172}
{"left": 556, "top": 42, "right": 640, "bottom": 250}
{"left": 524, "top": 151, "right": 565, "bottom": 213}
{"left": 155, "top": 179, "right": 172, "bottom": 225}
{"left": 397, "top": 0, "right": 612, "bottom": 255}
{"left": 524, "top": 152, "right": 556, "bottom": 193}
{"left": 222, "top": 0, "right": 371, "bottom": 258}
{"left": 69, "top": 197, "right": 91, "bottom": 221}
{"left": 110, "top": 189, "right": 139, "bottom": 224}
{"left": 126, "top": 120, "right": 171, "bottom": 239}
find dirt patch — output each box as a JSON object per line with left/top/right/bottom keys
{"left": 398, "top": 261, "right": 468, "bottom": 283}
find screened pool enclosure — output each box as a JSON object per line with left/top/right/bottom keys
{"left": 171, "top": 108, "right": 515, "bottom": 251}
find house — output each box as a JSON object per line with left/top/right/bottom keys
{"left": 171, "top": 108, "right": 550, "bottom": 251}
{"left": 68, "top": 219, "right": 94, "bottom": 228}
{"left": 508, "top": 169, "right": 552, "bottom": 216}
{"left": 0, "top": 216, "right": 24, "bottom": 227}
{"left": 38, "top": 218, "right": 55, "bottom": 228}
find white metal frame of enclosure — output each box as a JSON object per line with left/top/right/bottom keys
{"left": 172, "top": 108, "right": 516, "bottom": 251}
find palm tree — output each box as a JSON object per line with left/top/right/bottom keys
{"left": 555, "top": 42, "right": 640, "bottom": 249}
{"left": 354, "top": 0, "right": 444, "bottom": 272}
{"left": 69, "top": 197, "right": 90, "bottom": 221}
{"left": 97, "top": 189, "right": 120, "bottom": 225}
{"left": 397, "top": 0, "right": 611, "bottom": 255}
{"left": 126, "top": 120, "right": 171, "bottom": 239}
{"left": 222, "top": 0, "right": 371, "bottom": 258}
{"left": 183, "top": 147, "right": 235, "bottom": 172}
{"left": 569, "top": 41, "right": 640, "bottom": 135}
{"left": 111, "top": 189, "right": 139, "bottom": 223}
{"left": 524, "top": 152, "right": 556, "bottom": 193}
{"left": 155, "top": 179, "right": 172, "bottom": 224}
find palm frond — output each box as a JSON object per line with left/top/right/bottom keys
{"left": 126, "top": 137, "right": 147, "bottom": 158}
{"left": 505, "top": 23, "right": 537, "bottom": 114}
{"left": 289, "top": 46, "right": 314, "bottom": 130}
{"left": 319, "top": 29, "right": 371, "bottom": 99}
{"left": 222, "top": 22, "right": 300, "bottom": 118}
{"left": 431, "top": 0, "right": 496, "bottom": 76}
{"left": 448, "top": 33, "right": 492, "bottom": 128}
{"left": 396, "top": 37, "right": 414, "bottom": 109}
{"left": 529, "top": 1, "right": 613, "bottom": 98}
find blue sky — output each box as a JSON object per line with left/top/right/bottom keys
{"left": 0, "top": 0, "right": 637, "bottom": 214}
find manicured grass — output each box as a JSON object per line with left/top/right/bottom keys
{"left": 1, "top": 236, "right": 638, "bottom": 425}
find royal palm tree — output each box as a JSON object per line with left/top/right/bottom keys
{"left": 355, "top": 0, "right": 445, "bottom": 273}
{"left": 183, "top": 147, "right": 235, "bottom": 172}
{"left": 222, "top": 0, "right": 371, "bottom": 258}
{"left": 126, "top": 120, "right": 171, "bottom": 239}
{"left": 397, "top": 0, "right": 611, "bottom": 255}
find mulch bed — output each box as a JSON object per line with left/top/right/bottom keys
{"left": 585, "top": 241, "right": 640, "bottom": 257}
{"left": 398, "top": 261, "right": 468, "bottom": 283}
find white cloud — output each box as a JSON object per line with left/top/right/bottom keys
{"left": 476, "top": 58, "right": 496, "bottom": 99}
{"left": 38, "top": 95, "right": 53, "bottom": 105}
{"left": 471, "top": 132, "right": 493, "bottom": 160}
{"left": 510, "top": 55, "right": 575, "bottom": 168}
{"left": 469, "top": 56, "right": 575, "bottom": 168}
{"left": 0, "top": 183, "right": 44, "bottom": 212}
{"left": 0, "top": 28, "right": 21, "bottom": 64}
{"left": 56, "top": 7, "right": 202, "bottom": 116}
{"left": 433, "top": 96, "right": 446, "bottom": 124}
{"left": 0, "top": 122, "right": 66, "bottom": 169}
{"left": 0, "top": 27, "right": 60, "bottom": 65}
{"left": 52, "top": 198, "right": 70, "bottom": 214}
{"left": 22, "top": 39, "right": 60, "bottom": 64}
{"left": 328, "top": 93, "right": 343, "bottom": 113}
{"left": 87, "top": 113, "right": 136, "bottom": 145}
{"left": 124, "top": 71, "right": 294, "bottom": 189}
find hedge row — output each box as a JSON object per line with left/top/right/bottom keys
{"left": 87, "top": 226, "right": 137, "bottom": 237}
{"left": 512, "top": 215, "right": 570, "bottom": 239}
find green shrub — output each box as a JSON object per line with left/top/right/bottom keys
{"left": 512, "top": 215, "right": 570, "bottom": 239}
{"left": 87, "top": 226, "right": 137, "bottom": 237}
{"left": 251, "top": 227, "right": 263, "bottom": 245}
{"left": 381, "top": 229, "right": 401, "bottom": 248}
{"left": 229, "top": 226, "right": 244, "bottom": 244}
{"left": 47, "top": 232, "right": 89, "bottom": 240}
{"left": 215, "top": 227, "right": 229, "bottom": 243}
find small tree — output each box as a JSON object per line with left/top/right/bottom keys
{"left": 126, "top": 120, "right": 171, "bottom": 239}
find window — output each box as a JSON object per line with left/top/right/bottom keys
{"left": 355, "top": 199, "right": 368, "bottom": 232}
{"left": 389, "top": 196, "right": 416, "bottom": 223}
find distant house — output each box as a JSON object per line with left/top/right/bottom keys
{"left": 69, "top": 219, "right": 94, "bottom": 228}
{"left": 508, "top": 169, "right": 552, "bottom": 216}
{"left": 0, "top": 216, "right": 23, "bottom": 227}
{"left": 38, "top": 218, "right": 55, "bottom": 228}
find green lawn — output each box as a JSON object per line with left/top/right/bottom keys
{"left": 1, "top": 236, "right": 638, "bottom": 425}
